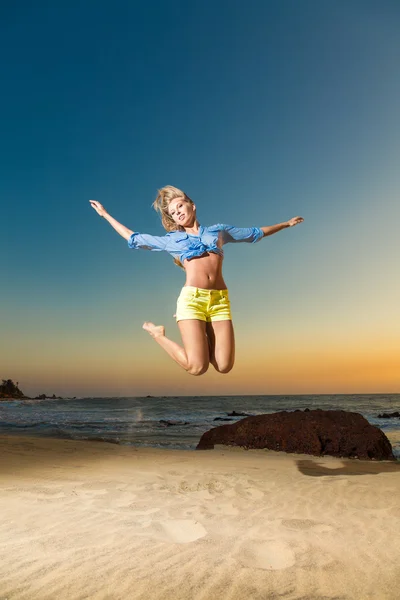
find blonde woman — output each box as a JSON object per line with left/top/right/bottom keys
{"left": 90, "top": 186, "right": 303, "bottom": 376}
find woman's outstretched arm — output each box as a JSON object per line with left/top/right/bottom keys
{"left": 261, "top": 216, "right": 304, "bottom": 237}
{"left": 89, "top": 200, "right": 133, "bottom": 240}
{"left": 219, "top": 217, "right": 304, "bottom": 245}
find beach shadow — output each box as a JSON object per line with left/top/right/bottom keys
{"left": 0, "top": 434, "right": 139, "bottom": 477}
{"left": 296, "top": 458, "right": 400, "bottom": 477}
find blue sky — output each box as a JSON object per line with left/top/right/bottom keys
{"left": 2, "top": 1, "right": 400, "bottom": 396}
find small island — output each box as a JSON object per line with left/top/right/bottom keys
{"left": 0, "top": 379, "right": 27, "bottom": 399}
{"left": 0, "top": 379, "right": 63, "bottom": 400}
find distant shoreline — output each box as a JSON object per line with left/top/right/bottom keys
{"left": 0, "top": 395, "right": 67, "bottom": 401}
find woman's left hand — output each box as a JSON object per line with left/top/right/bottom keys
{"left": 287, "top": 216, "right": 304, "bottom": 227}
{"left": 89, "top": 200, "right": 108, "bottom": 217}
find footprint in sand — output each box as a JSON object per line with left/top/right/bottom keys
{"left": 127, "top": 508, "right": 161, "bottom": 525}
{"left": 73, "top": 484, "right": 137, "bottom": 505}
{"left": 235, "top": 484, "right": 264, "bottom": 500}
{"left": 281, "top": 519, "right": 333, "bottom": 533}
{"left": 145, "top": 519, "right": 207, "bottom": 544}
{"left": 238, "top": 540, "right": 296, "bottom": 571}
{"left": 131, "top": 508, "right": 160, "bottom": 517}
{"left": 10, "top": 488, "right": 66, "bottom": 502}
{"left": 209, "top": 501, "right": 239, "bottom": 516}
{"left": 112, "top": 492, "right": 138, "bottom": 508}
{"left": 161, "top": 479, "right": 226, "bottom": 496}
{"left": 191, "top": 500, "right": 239, "bottom": 519}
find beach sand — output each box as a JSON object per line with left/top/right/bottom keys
{"left": 0, "top": 435, "right": 399, "bottom": 600}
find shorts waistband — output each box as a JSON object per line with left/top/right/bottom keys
{"left": 181, "top": 286, "right": 228, "bottom": 297}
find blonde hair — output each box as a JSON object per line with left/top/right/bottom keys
{"left": 152, "top": 185, "right": 195, "bottom": 269}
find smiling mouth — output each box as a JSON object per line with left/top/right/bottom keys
{"left": 179, "top": 215, "right": 185, "bottom": 220}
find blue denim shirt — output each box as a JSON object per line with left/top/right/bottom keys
{"left": 127, "top": 224, "right": 264, "bottom": 263}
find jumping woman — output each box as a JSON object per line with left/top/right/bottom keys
{"left": 90, "top": 186, "right": 303, "bottom": 376}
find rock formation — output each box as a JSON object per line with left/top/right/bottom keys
{"left": 377, "top": 411, "right": 400, "bottom": 419}
{"left": 196, "top": 409, "right": 395, "bottom": 460}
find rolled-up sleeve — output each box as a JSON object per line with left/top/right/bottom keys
{"left": 219, "top": 224, "right": 264, "bottom": 244}
{"left": 127, "top": 232, "right": 168, "bottom": 251}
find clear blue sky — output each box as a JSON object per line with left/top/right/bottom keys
{"left": 2, "top": 1, "right": 400, "bottom": 396}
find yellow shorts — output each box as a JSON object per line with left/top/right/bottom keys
{"left": 176, "top": 286, "right": 232, "bottom": 323}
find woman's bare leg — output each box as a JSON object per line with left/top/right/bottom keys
{"left": 206, "top": 320, "right": 235, "bottom": 373}
{"left": 143, "top": 320, "right": 209, "bottom": 376}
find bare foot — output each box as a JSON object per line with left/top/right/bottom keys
{"left": 142, "top": 322, "right": 165, "bottom": 339}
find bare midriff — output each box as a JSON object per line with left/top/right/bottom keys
{"left": 183, "top": 252, "right": 227, "bottom": 290}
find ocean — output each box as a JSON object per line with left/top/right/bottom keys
{"left": 0, "top": 394, "right": 399, "bottom": 458}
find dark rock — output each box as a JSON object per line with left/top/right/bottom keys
{"left": 227, "top": 411, "right": 253, "bottom": 417}
{"left": 35, "top": 394, "right": 47, "bottom": 400}
{"left": 159, "top": 419, "right": 190, "bottom": 427}
{"left": 196, "top": 409, "right": 395, "bottom": 461}
{"left": 377, "top": 412, "right": 400, "bottom": 419}
{"left": 213, "top": 417, "right": 234, "bottom": 422}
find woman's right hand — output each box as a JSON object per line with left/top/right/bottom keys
{"left": 89, "top": 200, "right": 107, "bottom": 217}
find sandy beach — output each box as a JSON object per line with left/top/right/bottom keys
{"left": 0, "top": 435, "right": 399, "bottom": 600}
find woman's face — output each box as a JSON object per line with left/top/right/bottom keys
{"left": 168, "top": 197, "right": 196, "bottom": 227}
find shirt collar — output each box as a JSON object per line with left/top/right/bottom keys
{"left": 186, "top": 224, "right": 203, "bottom": 238}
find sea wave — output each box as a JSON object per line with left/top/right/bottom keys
{"left": 1, "top": 394, "right": 399, "bottom": 456}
